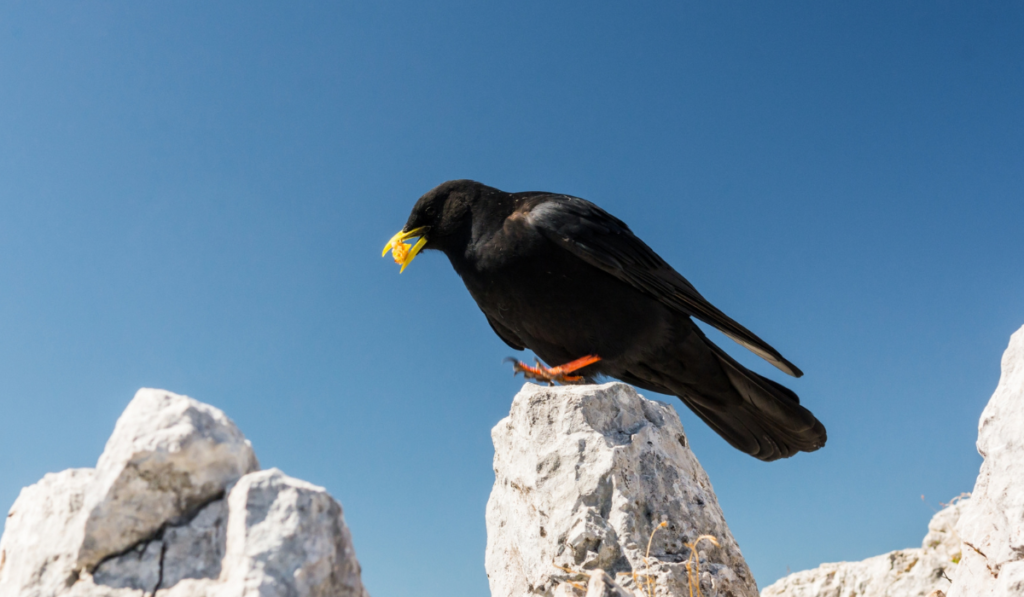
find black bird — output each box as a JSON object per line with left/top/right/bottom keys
{"left": 383, "top": 180, "right": 826, "bottom": 461}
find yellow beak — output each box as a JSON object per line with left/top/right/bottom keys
{"left": 382, "top": 226, "right": 429, "bottom": 273}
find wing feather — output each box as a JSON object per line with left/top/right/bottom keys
{"left": 523, "top": 195, "right": 803, "bottom": 377}
{"left": 485, "top": 314, "right": 526, "bottom": 351}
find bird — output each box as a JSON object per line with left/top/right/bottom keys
{"left": 382, "top": 179, "right": 826, "bottom": 461}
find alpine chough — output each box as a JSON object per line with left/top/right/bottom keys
{"left": 383, "top": 179, "right": 826, "bottom": 461}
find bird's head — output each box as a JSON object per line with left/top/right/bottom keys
{"left": 382, "top": 179, "right": 492, "bottom": 272}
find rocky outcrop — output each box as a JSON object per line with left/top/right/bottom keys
{"left": 763, "top": 324, "right": 1024, "bottom": 597}
{"left": 947, "top": 325, "right": 1024, "bottom": 597}
{"left": 760, "top": 498, "right": 966, "bottom": 597}
{"left": 485, "top": 382, "right": 757, "bottom": 597}
{"left": 0, "top": 388, "right": 367, "bottom": 597}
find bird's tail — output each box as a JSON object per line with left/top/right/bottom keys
{"left": 676, "top": 340, "right": 826, "bottom": 461}
{"left": 622, "top": 329, "right": 826, "bottom": 461}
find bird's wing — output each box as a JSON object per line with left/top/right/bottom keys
{"left": 524, "top": 195, "right": 803, "bottom": 378}
{"left": 485, "top": 314, "right": 526, "bottom": 351}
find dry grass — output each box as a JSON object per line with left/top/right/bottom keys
{"left": 940, "top": 493, "right": 971, "bottom": 508}
{"left": 555, "top": 522, "right": 720, "bottom": 597}
{"left": 552, "top": 563, "right": 590, "bottom": 593}
{"left": 684, "top": 535, "right": 720, "bottom": 597}
{"left": 623, "top": 522, "right": 719, "bottom": 597}
{"left": 626, "top": 521, "right": 669, "bottom": 597}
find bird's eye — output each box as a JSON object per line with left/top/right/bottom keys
{"left": 425, "top": 205, "right": 436, "bottom": 216}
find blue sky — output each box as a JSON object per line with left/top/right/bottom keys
{"left": 1, "top": 2, "right": 1022, "bottom": 595}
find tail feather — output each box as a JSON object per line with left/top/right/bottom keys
{"left": 697, "top": 341, "right": 825, "bottom": 460}
{"left": 633, "top": 334, "right": 826, "bottom": 461}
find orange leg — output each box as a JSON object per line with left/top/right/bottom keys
{"left": 507, "top": 354, "right": 601, "bottom": 385}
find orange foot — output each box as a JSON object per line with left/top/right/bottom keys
{"left": 506, "top": 355, "right": 601, "bottom": 385}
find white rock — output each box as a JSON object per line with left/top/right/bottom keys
{"left": 948, "top": 325, "right": 1024, "bottom": 597}
{"left": 485, "top": 382, "right": 757, "bottom": 597}
{"left": 90, "top": 540, "right": 163, "bottom": 593}
{"left": 760, "top": 498, "right": 967, "bottom": 597}
{"left": 762, "top": 324, "right": 1024, "bottom": 597}
{"left": 0, "top": 388, "right": 367, "bottom": 597}
{"left": 584, "top": 570, "right": 635, "bottom": 597}
{"left": 219, "top": 468, "right": 368, "bottom": 597}
{"left": 87, "top": 497, "right": 228, "bottom": 593}
{"left": 0, "top": 469, "right": 95, "bottom": 597}
{"left": 161, "top": 498, "right": 229, "bottom": 588}
{"left": 79, "top": 388, "right": 258, "bottom": 570}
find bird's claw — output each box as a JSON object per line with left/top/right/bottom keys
{"left": 505, "top": 355, "right": 601, "bottom": 385}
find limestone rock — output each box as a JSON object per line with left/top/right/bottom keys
{"left": 88, "top": 497, "right": 227, "bottom": 593}
{"left": 584, "top": 570, "right": 635, "bottom": 597}
{"left": 762, "top": 324, "right": 1024, "bottom": 597}
{"left": 0, "top": 469, "right": 96, "bottom": 597}
{"left": 759, "top": 498, "right": 967, "bottom": 597}
{"left": 0, "top": 388, "right": 367, "bottom": 597}
{"left": 485, "top": 381, "right": 757, "bottom": 597}
{"left": 79, "top": 388, "right": 259, "bottom": 570}
{"left": 219, "top": 469, "right": 368, "bottom": 597}
{"left": 948, "top": 325, "right": 1024, "bottom": 597}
